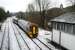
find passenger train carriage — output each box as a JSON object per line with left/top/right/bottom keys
{"left": 13, "top": 18, "right": 38, "bottom": 39}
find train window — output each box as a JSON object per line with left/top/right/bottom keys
{"left": 30, "top": 25, "right": 38, "bottom": 34}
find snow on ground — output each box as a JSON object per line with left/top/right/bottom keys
{"left": 0, "top": 17, "right": 58, "bottom": 50}
{"left": 18, "top": 19, "right": 58, "bottom": 50}
{"left": 2, "top": 23, "right": 9, "bottom": 50}
{"left": 4, "top": 16, "right": 75, "bottom": 50}
{"left": 0, "top": 17, "right": 46, "bottom": 50}
{"left": 12, "top": 23, "right": 35, "bottom": 50}
{"left": 38, "top": 28, "right": 52, "bottom": 39}
{"left": 32, "top": 38, "right": 50, "bottom": 50}
{"left": 6, "top": 18, "right": 20, "bottom": 50}
{"left": 38, "top": 29, "right": 57, "bottom": 50}
{"left": 18, "top": 19, "right": 52, "bottom": 41}
{"left": 18, "top": 19, "right": 52, "bottom": 39}
{"left": 9, "top": 23, "right": 20, "bottom": 50}
{"left": 0, "top": 31, "right": 3, "bottom": 48}
{"left": 15, "top": 23, "right": 40, "bottom": 50}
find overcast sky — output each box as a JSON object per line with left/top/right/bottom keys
{"left": 0, "top": 0, "right": 71, "bottom": 12}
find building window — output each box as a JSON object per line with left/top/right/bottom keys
{"left": 71, "top": 25, "right": 73, "bottom": 34}
{"left": 53, "top": 22, "right": 74, "bottom": 34}
{"left": 73, "top": 25, "right": 75, "bottom": 34}
{"left": 53, "top": 22, "right": 56, "bottom": 29}
{"left": 67, "top": 24, "right": 71, "bottom": 33}
{"left": 57, "top": 23, "right": 60, "bottom": 30}
{"left": 61, "top": 23, "right": 64, "bottom": 31}
{"left": 63, "top": 23, "right": 73, "bottom": 34}
{"left": 64, "top": 24, "right": 67, "bottom": 33}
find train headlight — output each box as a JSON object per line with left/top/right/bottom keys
{"left": 33, "top": 26, "right": 36, "bottom": 34}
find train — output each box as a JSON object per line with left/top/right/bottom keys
{"left": 13, "top": 18, "right": 38, "bottom": 39}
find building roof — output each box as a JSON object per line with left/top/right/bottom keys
{"left": 50, "top": 12, "right": 75, "bottom": 24}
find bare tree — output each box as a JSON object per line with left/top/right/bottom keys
{"left": 26, "top": 4, "right": 35, "bottom": 17}
{"left": 35, "top": 0, "right": 50, "bottom": 28}
{"left": 27, "top": 4, "right": 35, "bottom": 13}
{"left": 68, "top": 0, "right": 75, "bottom": 6}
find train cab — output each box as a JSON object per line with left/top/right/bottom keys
{"left": 28, "top": 23, "right": 38, "bottom": 38}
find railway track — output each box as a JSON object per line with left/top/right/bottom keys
{"left": 0, "top": 21, "right": 10, "bottom": 50}
{"left": 11, "top": 23, "right": 31, "bottom": 50}
{"left": 32, "top": 38, "right": 51, "bottom": 50}
{"left": 8, "top": 21, "right": 10, "bottom": 50}
{"left": 0, "top": 22, "right": 10, "bottom": 50}
{"left": 35, "top": 38, "right": 51, "bottom": 49}
{"left": 0, "top": 19, "right": 54, "bottom": 50}
{"left": 17, "top": 21, "right": 58, "bottom": 50}
{"left": 13, "top": 21, "right": 52, "bottom": 50}
{"left": 12, "top": 23, "right": 41, "bottom": 50}
{"left": 19, "top": 22, "right": 52, "bottom": 50}
{"left": 11, "top": 23, "right": 25, "bottom": 50}
{"left": 0, "top": 23, "right": 7, "bottom": 50}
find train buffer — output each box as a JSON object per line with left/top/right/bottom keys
{"left": 0, "top": 18, "right": 58, "bottom": 50}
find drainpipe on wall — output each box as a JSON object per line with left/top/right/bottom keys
{"left": 51, "top": 29, "right": 53, "bottom": 41}
{"left": 59, "top": 24, "right": 62, "bottom": 49}
{"left": 51, "top": 22, "right": 53, "bottom": 41}
{"left": 59, "top": 31, "right": 61, "bottom": 45}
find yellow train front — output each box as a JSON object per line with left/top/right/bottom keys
{"left": 28, "top": 23, "right": 38, "bottom": 39}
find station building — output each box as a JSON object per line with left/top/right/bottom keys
{"left": 49, "top": 12, "right": 75, "bottom": 50}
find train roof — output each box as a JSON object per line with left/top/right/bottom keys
{"left": 50, "top": 12, "right": 75, "bottom": 24}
